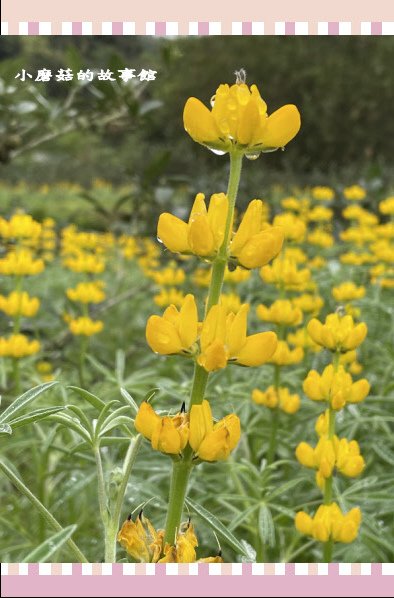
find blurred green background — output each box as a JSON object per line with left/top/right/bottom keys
{"left": 1, "top": 36, "right": 394, "bottom": 229}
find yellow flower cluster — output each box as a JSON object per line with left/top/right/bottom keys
{"left": 332, "top": 282, "right": 366, "bottom": 303}
{"left": 118, "top": 514, "right": 222, "bottom": 563}
{"left": 307, "top": 313, "right": 367, "bottom": 353}
{"left": 268, "top": 340, "right": 304, "bottom": 366}
{"left": 0, "top": 213, "right": 42, "bottom": 239}
{"left": 0, "top": 249, "right": 44, "bottom": 276}
{"left": 135, "top": 399, "right": 240, "bottom": 462}
{"left": 183, "top": 81, "right": 300, "bottom": 155}
{"left": 311, "top": 186, "right": 335, "bottom": 202}
{"left": 343, "top": 185, "right": 366, "bottom": 201}
{"left": 66, "top": 281, "right": 106, "bottom": 304}
{"left": 257, "top": 299, "right": 302, "bottom": 326}
{"left": 0, "top": 334, "right": 40, "bottom": 358}
{"left": 146, "top": 295, "right": 277, "bottom": 372}
{"left": 0, "top": 291, "right": 40, "bottom": 317}
{"left": 252, "top": 386, "right": 300, "bottom": 414}
{"left": 295, "top": 504, "right": 361, "bottom": 543}
{"left": 303, "top": 364, "right": 370, "bottom": 410}
{"left": 68, "top": 316, "right": 104, "bottom": 337}
{"left": 260, "top": 256, "right": 312, "bottom": 291}
{"left": 158, "top": 195, "right": 284, "bottom": 269}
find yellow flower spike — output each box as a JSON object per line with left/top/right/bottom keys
{"left": 348, "top": 379, "right": 370, "bottom": 403}
{"left": 332, "top": 282, "right": 366, "bottom": 303}
{"left": 252, "top": 386, "right": 300, "bottom": 414}
{"left": 189, "top": 400, "right": 214, "bottom": 452}
{"left": 303, "top": 365, "right": 370, "bottom": 409}
{"left": 134, "top": 402, "right": 161, "bottom": 441}
{"left": 183, "top": 82, "right": 300, "bottom": 155}
{"left": 66, "top": 281, "right": 106, "bottom": 304}
{"left": 273, "top": 213, "right": 306, "bottom": 243}
{"left": 252, "top": 387, "right": 278, "bottom": 409}
{"left": 157, "top": 213, "right": 190, "bottom": 253}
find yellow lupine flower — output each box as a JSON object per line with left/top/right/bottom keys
{"left": 296, "top": 436, "right": 365, "bottom": 480}
{"left": 287, "top": 327, "right": 322, "bottom": 353}
{"left": 0, "top": 249, "right": 44, "bottom": 276}
{"left": 159, "top": 522, "right": 198, "bottom": 563}
{"left": 218, "top": 293, "right": 242, "bottom": 314}
{"left": 311, "top": 186, "right": 335, "bottom": 202}
{"left": 260, "top": 257, "right": 312, "bottom": 291}
{"left": 332, "top": 282, "right": 366, "bottom": 303}
{"left": 303, "top": 364, "right": 370, "bottom": 409}
{"left": 148, "top": 266, "right": 186, "bottom": 286}
{"left": 283, "top": 247, "right": 308, "bottom": 264}
{"left": 252, "top": 385, "right": 300, "bottom": 414}
{"left": 307, "top": 228, "right": 334, "bottom": 248}
{"left": 66, "top": 281, "right": 106, "bottom": 304}
{"left": 0, "top": 291, "right": 40, "bottom": 317}
{"left": 154, "top": 288, "right": 185, "bottom": 308}
{"left": 183, "top": 82, "right": 300, "bottom": 155}
{"left": 189, "top": 399, "right": 241, "bottom": 462}
{"left": 307, "top": 313, "right": 367, "bottom": 352}
{"left": 146, "top": 294, "right": 198, "bottom": 355}
{"left": 256, "top": 299, "right": 302, "bottom": 326}
{"left": 117, "top": 513, "right": 164, "bottom": 562}
{"left": 343, "top": 185, "right": 366, "bottom": 201}
{"left": 0, "top": 334, "right": 40, "bottom": 358}
{"left": 295, "top": 503, "right": 361, "bottom": 544}
{"left": 281, "top": 196, "right": 310, "bottom": 212}
{"left": 223, "top": 266, "right": 251, "bottom": 284}
{"left": 198, "top": 303, "right": 278, "bottom": 371}
{"left": 63, "top": 252, "right": 105, "bottom": 274}
{"left": 158, "top": 196, "right": 283, "bottom": 268}
{"left": 268, "top": 340, "right": 304, "bottom": 366}
{"left": 340, "top": 251, "right": 375, "bottom": 266}
{"left": 0, "top": 213, "right": 42, "bottom": 239}
{"left": 292, "top": 294, "right": 324, "bottom": 315}
{"left": 308, "top": 206, "right": 333, "bottom": 222}
{"left": 272, "top": 212, "right": 306, "bottom": 242}
{"left": 68, "top": 317, "right": 104, "bottom": 336}
{"left": 379, "top": 196, "right": 394, "bottom": 215}
{"left": 135, "top": 401, "right": 189, "bottom": 455}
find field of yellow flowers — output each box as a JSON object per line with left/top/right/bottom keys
{"left": 1, "top": 80, "right": 394, "bottom": 565}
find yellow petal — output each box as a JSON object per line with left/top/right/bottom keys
{"left": 237, "top": 227, "right": 284, "bottom": 269}
{"left": 134, "top": 402, "right": 161, "bottom": 440}
{"left": 183, "top": 98, "right": 220, "bottom": 144}
{"left": 189, "top": 399, "right": 213, "bottom": 452}
{"left": 198, "top": 339, "right": 228, "bottom": 372}
{"left": 260, "top": 105, "right": 301, "bottom": 149}
{"left": 188, "top": 213, "right": 215, "bottom": 256}
{"left": 207, "top": 193, "right": 229, "bottom": 250}
{"left": 235, "top": 331, "right": 277, "bottom": 366}
{"left": 157, "top": 213, "right": 189, "bottom": 253}
{"left": 197, "top": 427, "right": 231, "bottom": 461}
{"left": 227, "top": 304, "right": 249, "bottom": 357}
{"left": 178, "top": 294, "right": 198, "bottom": 349}
{"left": 231, "top": 199, "right": 263, "bottom": 256}
{"left": 146, "top": 315, "right": 183, "bottom": 354}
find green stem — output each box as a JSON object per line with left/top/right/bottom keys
{"left": 105, "top": 435, "right": 142, "bottom": 563}
{"left": 163, "top": 150, "right": 244, "bottom": 546}
{"left": 267, "top": 365, "right": 281, "bottom": 464}
{"left": 163, "top": 461, "right": 192, "bottom": 545}
{"left": 93, "top": 443, "right": 110, "bottom": 561}
{"left": 78, "top": 336, "right": 88, "bottom": 388}
{"left": 323, "top": 389, "right": 337, "bottom": 562}
{"left": 0, "top": 459, "right": 88, "bottom": 563}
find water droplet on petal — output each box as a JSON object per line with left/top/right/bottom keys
{"left": 208, "top": 147, "right": 226, "bottom": 156}
{"left": 245, "top": 152, "right": 261, "bottom": 161}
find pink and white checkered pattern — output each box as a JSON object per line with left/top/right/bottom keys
{"left": 1, "top": 21, "right": 394, "bottom": 35}
{"left": 2, "top": 562, "right": 394, "bottom": 575}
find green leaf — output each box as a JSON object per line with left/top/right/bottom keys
{"left": 373, "top": 444, "right": 394, "bottom": 466}
{"left": 258, "top": 504, "right": 275, "bottom": 548}
{"left": 22, "top": 525, "right": 77, "bottom": 562}
{"left": 266, "top": 477, "right": 305, "bottom": 502}
{"left": 0, "top": 423, "right": 12, "bottom": 435}
{"left": 8, "top": 406, "right": 66, "bottom": 429}
{"left": 67, "top": 386, "right": 105, "bottom": 411}
{"left": 0, "top": 382, "right": 58, "bottom": 425}
{"left": 120, "top": 388, "right": 139, "bottom": 414}
{"left": 185, "top": 498, "right": 248, "bottom": 557}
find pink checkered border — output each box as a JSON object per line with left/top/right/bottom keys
{"left": 2, "top": 562, "right": 394, "bottom": 575}
{"left": 1, "top": 21, "right": 394, "bottom": 35}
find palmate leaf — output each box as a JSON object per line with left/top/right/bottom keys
{"left": 185, "top": 498, "right": 249, "bottom": 558}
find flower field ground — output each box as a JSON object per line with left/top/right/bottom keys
{"left": 0, "top": 175, "right": 393, "bottom": 564}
